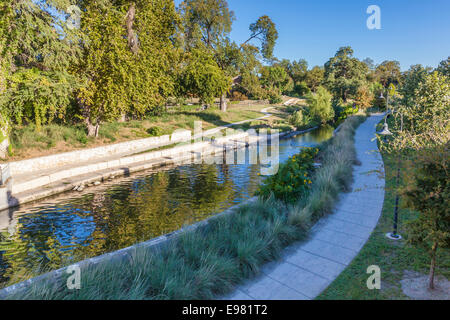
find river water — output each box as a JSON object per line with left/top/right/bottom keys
{"left": 0, "top": 126, "right": 333, "bottom": 287}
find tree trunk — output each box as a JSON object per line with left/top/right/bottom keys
{"left": 85, "top": 117, "right": 99, "bottom": 138}
{"left": 429, "top": 242, "right": 438, "bottom": 290}
{"left": 119, "top": 113, "right": 127, "bottom": 123}
{"left": 220, "top": 94, "right": 227, "bottom": 112}
{"left": 125, "top": 3, "right": 139, "bottom": 54}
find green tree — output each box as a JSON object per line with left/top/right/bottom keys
{"left": 180, "top": 1, "right": 278, "bottom": 111}
{"left": 236, "top": 44, "right": 263, "bottom": 99}
{"left": 403, "top": 144, "right": 449, "bottom": 290}
{"left": 179, "top": 0, "right": 234, "bottom": 111}
{"left": 394, "top": 71, "right": 449, "bottom": 149}
{"left": 289, "top": 59, "right": 309, "bottom": 84}
{"left": 178, "top": 47, "right": 229, "bottom": 106}
{"left": 260, "top": 65, "right": 292, "bottom": 100}
{"left": 436, "top": 56, "right": 449, "bottom": 77}
{"left": 388, "top": 71, "right": 450, "bottom": 290}
{"left": 324, "top": 47, "right": 368, "bottom": 101}
{"left": 0, "top": 0, "right": 81, "bottom": 129}
{"left": 180, "top": 0, "right": 234, "bottom": 49}
{"left": 375, "top": 60, "right": 402, "bottom": 88}
{"left": 76, "top": 0, "right": 179, "bottom": 136}
{"left": 305, "top": 66, "right": 324, "bottom": 92}
{"left": 244, "top": 15, "right": 278, "bottom": 62}
{"left": 306, "top": 86, "right": 334, "bottom": 124}
{"left": 400, "top": 64, "right": 430, "bottom": 109}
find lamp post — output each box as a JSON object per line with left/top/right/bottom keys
{"left": 378, "top": 97, "right": 403, "bottom": 241}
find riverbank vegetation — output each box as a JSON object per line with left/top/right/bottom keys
{"left": 317, "top": 141, "right": 449, "bottom": 300}
{"left": 6, "top": 115, "right": 365, "bottom": 299}
{"left": 6, "top": 103, "right": 267, "bottom": 160}
{"left": 1, "top": 0, "right": 439, "bottom": 161}
{"left": 319, "top": 64, "right": 450, "bottom": 299}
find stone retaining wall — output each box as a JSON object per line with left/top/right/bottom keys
{"left": 7, "top": 130, "right": 192, "bottom": 176}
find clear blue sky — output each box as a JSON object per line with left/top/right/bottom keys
{"left": 175, "top": 0, "right": 450, "bottom": 70}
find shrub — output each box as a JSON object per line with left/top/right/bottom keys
{"left": 229, "top": 91, "right": 248, "bottom": 101}
{"left": 256, "top": 147, "right": 319, "bottom": 203}
{"left": 292, "top": 81, "right": 311, "bottom": 97}
{"left": 334, "top": 103, "right": 359, "bottom": 122}
{"left": 288, "top": 109, "right": 314, "bottom": 130}
{"left": 146, "top": 127, "right": 162, "bottom": 137}
{"left": 268, "top": 93, "right": 282, "bottom": 104}
{"left": 306, "top": 86, "right": 334, "bottom": 124}
{"left": 354, "top": 86, "right": 374, "bottom": 109}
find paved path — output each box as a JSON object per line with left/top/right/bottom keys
{"left": 222, "top": 115, "right": 386, "bottom": 300}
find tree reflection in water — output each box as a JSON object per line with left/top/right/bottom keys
{"left": 0, "top": 125, "right": 333, "bottom": 288}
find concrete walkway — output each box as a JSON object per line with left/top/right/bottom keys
{"left": 222, "top": 115, "right": 385, "bottom": 300}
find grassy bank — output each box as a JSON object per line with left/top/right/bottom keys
{"left": 317, "top": 123, "right": 450, "bottom": 300}
{"left": 6, "top": 116, "right": 366, "bottom": 300}
{"left": 5, "top": 98, "right": 313, "bottom": 162}
{"left": 5, "top": 104, "right": 268, "bottom": 161}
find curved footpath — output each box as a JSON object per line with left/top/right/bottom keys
{"left": 222, "top": 115, "right": 386, "bottom": 300}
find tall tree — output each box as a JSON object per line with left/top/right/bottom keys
{"left": 0, "top": 0, "right": 81, "bottom": 129}
{"left": 390, "top": 71, "right": 450, "bottom": 290}
{"left": 305, "top": 66, "right": 324, "bottom": 92}
{"left": 76, "top": 0, "right": 179, "bottom": 136}
{"left": 324, "top": 46, "right": 368, "bottom": 102}
{"left": 375, "top": 60, "right": 402, "bottom": 88}
{"left": 244, "top": 15, "right": 278, "bottom": 61}
{"left": 179, "top": 0, "right": 278, "bottom": 111}
{"left": 180, "top": 0, "right": 234, "bottom": 49}
{"left": 177, "top": 47, "right": 229, "bottom": 106}
{"left": 400, "top": 64, "right": 430, "bottom": 109}
{"left": 276, "top": 59, "right": 308, "bottom": 85}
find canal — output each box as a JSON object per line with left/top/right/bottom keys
{"left": 0, "top": 126, "right": 334, "bottom": 288}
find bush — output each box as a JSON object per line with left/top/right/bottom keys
{"left": 288, "top": 109, "right": 315, "bottom": 130}
{"left": 264, "top": 86, "right": 283, "bottom": 104}
{"left": 354, "top": 86, "right": 374, "bottom": 109}
{"left": 256, "top": 147, "right": 319, "bottom": 203}
{"left": 292, "top": 81, "right": 311, "bottom": 97}
{"left": 229, "top": 91, "right": 248, "bottom": 101}
{"left": 306, "top": 86, "right": 334, "bottom": 124}
{"left": 268, "top": 93, "right": 282, "bottom": 104}
{"left": 146, "top": 127, "right": 162, "bottom": 137}
{"left": 334, "top": 103, "right": 359, "bottom": 122}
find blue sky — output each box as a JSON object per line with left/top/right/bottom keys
{"left": 175, "top": 0, "right": 450, "bottom": 70}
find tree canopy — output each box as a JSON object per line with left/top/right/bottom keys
{"left": 324, "top": 46, "right": 368, "bottom": 102}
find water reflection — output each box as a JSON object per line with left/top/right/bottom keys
{"left": 0, "top": 126, "right": 333, "bottom": 287}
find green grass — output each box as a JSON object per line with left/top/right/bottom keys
{"left": 5, "top": 115, "right": 366, "bottom": 300}
{"left": 10, "top": 123, "right": 90, "bottom": 151}
{"left": 317, "top": 121, "right": 450, "bottom": 300}
{"left": 5, "top": 104, "right": 268, "bottom": 161}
